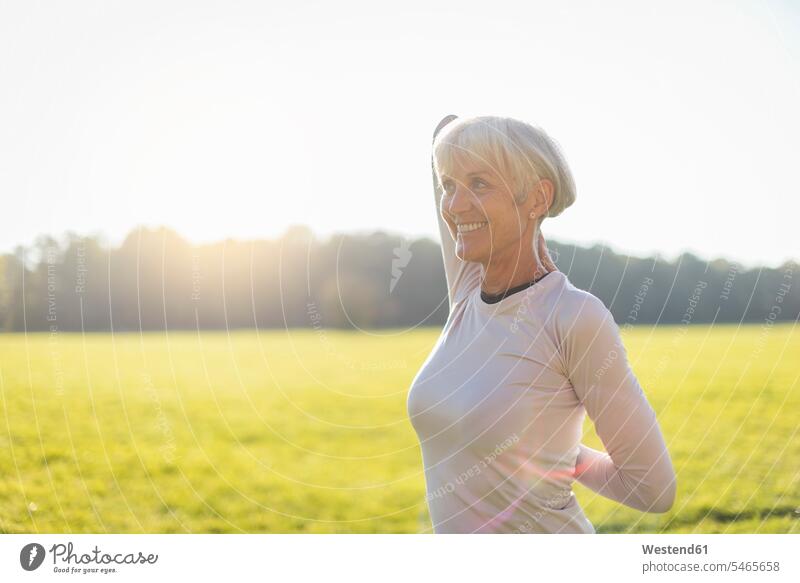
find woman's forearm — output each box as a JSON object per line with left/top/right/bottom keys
{"left": 574, "top": 442, "right": 675, "bottom": 513}
{"left": 574, "top": 443, "right": 611, "bottom": 489}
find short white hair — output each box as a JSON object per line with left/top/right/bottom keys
{"left": 433, "top": 116, "right": 576, "bottom": 217}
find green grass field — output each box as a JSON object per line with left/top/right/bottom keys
{"left": 1, "top": 324, "right": 798, "bottom": 533}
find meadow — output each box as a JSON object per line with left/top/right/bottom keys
{"left": 1, "top": 323, "right": 798, "bottom": 533}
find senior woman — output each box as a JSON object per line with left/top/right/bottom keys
{"left": 406, "top": 115, "right": 677, "bottom": 534}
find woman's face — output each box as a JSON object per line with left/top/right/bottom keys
{"left": 439, "top": 157, "right": 534, "bottom": 265}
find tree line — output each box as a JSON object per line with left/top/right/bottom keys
{"left": 0, "top": 225, "right": 796, "bottom": 332}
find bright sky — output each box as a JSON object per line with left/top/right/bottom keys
{"left": 1, "top": 0, "right": 798, "bottom": 268}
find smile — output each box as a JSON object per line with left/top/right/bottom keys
{"left": 457, "top": 221, "right": 488, "bottom": 233}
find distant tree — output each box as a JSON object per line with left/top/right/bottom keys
{"left": 0, "top": 226, "right": 796, "bottom": 331}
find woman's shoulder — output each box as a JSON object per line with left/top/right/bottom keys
{"left": 544, "top": 274, "right": 623, "bottom": 377}
{"left": 547, "top": 273, "right": 615, "bottom": 334}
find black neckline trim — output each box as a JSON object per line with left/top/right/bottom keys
{"left": 479, "top": 271, "right": 552, "bottom": 305}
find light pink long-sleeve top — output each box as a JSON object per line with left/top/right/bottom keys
{"left": 406, "top": 196, "right": 677, "bottom": 534}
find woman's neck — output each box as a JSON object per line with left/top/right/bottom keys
{"left": 479, "top": 242, "right": 549, "bottom": 296}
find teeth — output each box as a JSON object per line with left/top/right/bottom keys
{"left": 457, "top": 222, "right": 488, "bottom": 233}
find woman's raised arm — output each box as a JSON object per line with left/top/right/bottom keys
{"left": 431, "top": 115, "right": 481, "bottom": 309}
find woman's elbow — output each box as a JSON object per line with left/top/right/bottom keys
{"left": 643, "top": 466, "right": 677, "bottom": 514}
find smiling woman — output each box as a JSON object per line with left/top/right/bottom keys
{"left": 432, "top": 116, "right": 576, "bottom": 297}
{"left": 434, "top": 115, "right": 576, "bottom": 214}
{"left": 406, "top": 115, "right": 677, "bottom": 534}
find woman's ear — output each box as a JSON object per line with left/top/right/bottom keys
{"left": 534, "top": 178, "right": 554, "bottom": 216}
